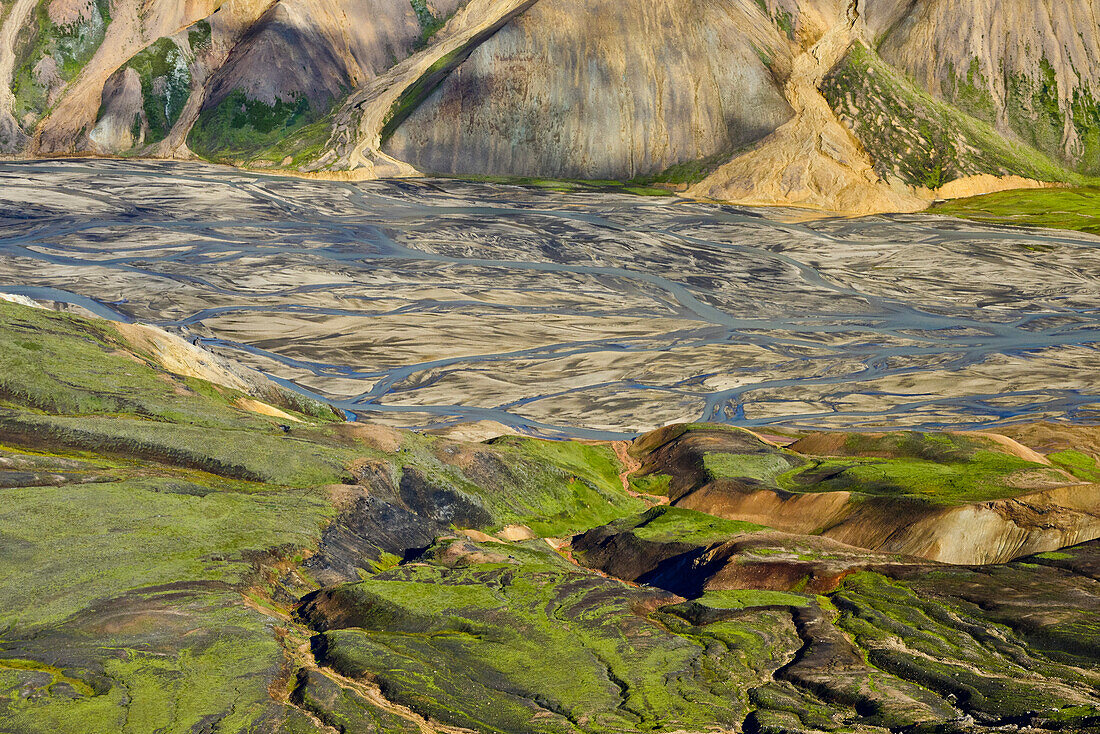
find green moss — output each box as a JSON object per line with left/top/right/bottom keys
{"left": 187, "top": 19, "right": 212, "bottom": 52}
{"left": 312, "top": 541, "right": 768, "bottom": 732}
{"left": 0, "top": 302, "right": 355, "bottom": 485}
{"left": 702, "top": 452, "right": 796, "bottom": 484}
{"left": 1034, "top": 551, "right": 1074, "bottom": 561}
{"left": 999, "top": 58, "right": 1088, "bottom": 173}
{"left": 0, "top": 478, "right": 331, "bottom": 629}
{"left": 628, "top": 152, "right": 732, "bottom": 189}
{"left": 773, "top": 8, "right": 794, "bottom": 40}
{"left": 482, "top": 436, "right": 647, "bottom": 536}
{"left": 628, "top": 472, "right": 671, "bottom": 497}
{"left": 190, "top": 89, "right": 317, "bottom": 163}
{"left": 115, "top": 37, "right": 192, "bottom": 146}
{"left": 10, "top": 0, "right": 111, "bottom": 125}
{"left": 830, "top": 570, "right": 1099, "bottom": 721}
{"left": 932, "top": 186, "right": 1100, "bottom": 235}
{"left": 409, "top": 0, "right": 451, "bottom": 51}
{"left": 691, "top": 589, "right": 810, "bottom": 610}
{"left": 629, "top": 506, "right": 766, "bottom": 545}
{"left": 0, "top": 597, "right": 296, "bottom": 733}
{"left": 381, "top": 46, "right": 463, "bottom": 144}
{"left": 0, "top": 660, "right": 93, "bottom": 696}
{"left": 250, "top": 114, "right": 334, "bottom": 168}
{"left": 1047, "top": 449, "right": 1100, "bottom": 481}
{"left": 0, "top": 301, "right": 260, "bottom": 423}
{"left": 821, "top": 43, "right": 1084, "bottom": 188}
{"left": 0, "top": 412, "right": 359, "bottom": 486}
{"left": 949, "top": 58, "right": 999, "bottom": 125}
{"left": 837, "top": 431, "right": 974, "bottom": 463}
{"left": 445, "top": 173, "right": 670, "bottom": 197}
{"left": 778, "top": 449, "right": 1052, "bottom": 506}
{"left": 294, "top": 669, "right": 421, "bottom": 733}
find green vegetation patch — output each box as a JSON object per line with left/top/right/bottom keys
{"left": 447, "top": 174, "right": 671, "bottom": 197}
{"left": 409, "top": 0, "right": 452, "bottom": 51}
{"left": 249, "top": 114, "right": 335, "bottom": 169}
{"left": 1047, "top": 449, "right": 1100, "bottom": 481}
{"left": 190, "top": 89, "right": 318, "bottom": 163}
{"left": 834, "top": 431, "right": 979, "bottom": 462}
{"left": 477, "top": 436, "right": 647, "bottom": 536}
{"left": 113, "top": 37, "right": 193, "bottom": 146}
{"left": 0, "top": 412, "right": 359, "bottom": 486}
{"left": 628, "top": 471, "right": 671, "bottom": 497}
{"left": 309, "top": 540, "right": 778, "bottom": 733}
{"left": 941, "top": 54, "right": 1100, "bottom": 175}
{"left": 832, "top": 572, "right": 1098, "bottom": 720}
{"left": 0, "top": 478, "right": 330, "bottom": 629}
{"left": 629, "top": 506, "right": 766, "bottom": 545}
{"left": 0, "top": 592, "right": 298, "bottom": 733}
{"left": 821, "top": 43, "right": 1083, "bottom": 189}
{"left": 0, "top": 301, "right": 259, "bottom": 423}
{"left": 703, "top": 451, "right": 798, "bottom": 484}
{"left": 10, "top": 0, "right": 111, "bottom": 125}
{"left": 778, "top": 449, "right": 1054, "bottom": 505}
{"left": 691, "top": 589, "right": 811, "bottom": 610}
{"left": 627, "top": 152, "right": 732, "bottom": 190}
{"left": 932, "top": 186, "right": 1100, "bottom": 236}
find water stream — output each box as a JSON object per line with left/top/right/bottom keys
{"left": 2, "top": 159, "right": 1099, "bottom": 438}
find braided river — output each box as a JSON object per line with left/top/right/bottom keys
{"left": 3, "top": 159, "right": 1100, "bottom": 438}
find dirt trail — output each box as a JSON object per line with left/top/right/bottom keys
{"left": 611, "top": 440, "right": 668, "bottom": 507}
{"left": 688, "top": 1, "right": 926, "bottom": 215}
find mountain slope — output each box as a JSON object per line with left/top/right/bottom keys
{"left": 380, "top": 0, "right": 793, "bottom": 180}
{"left": 880, "top": 0, "right": 1100, "bottom": 174}
{"left": 0, "top": 0, "right": 1099, "bottom": 212}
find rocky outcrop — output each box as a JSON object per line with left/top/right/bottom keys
{"left": 629, "top": 425, "right": 1100, "bottom": 565}
{"left": 31, "top": 0, "right": 226, "bottom": 155}
{"left": 87, "top": 66, "right": 144, "bottom": 151}
{"left": 192, "top": 0, "right": 462, "bottom": 160}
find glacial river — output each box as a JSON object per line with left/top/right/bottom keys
{"left": 2, "top": 159, "right": 1100, "bottom": 438}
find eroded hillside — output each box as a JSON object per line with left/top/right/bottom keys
{"left": 2, "top": 0, "right": 1100, "bottom": 211}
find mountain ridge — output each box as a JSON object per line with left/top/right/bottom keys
{"left": 1, "top": 0, "right": 1098, "bottom": 212}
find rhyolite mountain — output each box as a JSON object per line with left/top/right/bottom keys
{"left": 2, "top": 0, "right": 1100, "bottom": 212}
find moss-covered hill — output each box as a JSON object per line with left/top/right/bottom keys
{"left": 0, "top": 300, "right": 1097, "bottom": 733}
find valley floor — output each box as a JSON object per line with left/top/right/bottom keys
{"left": 2, "top": 160, "right": 1100, "bottom": 438}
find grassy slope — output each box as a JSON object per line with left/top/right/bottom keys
{"left": 0, "top": 301, "right": 652, "bottom": 732}
{"left": 309, "top": 534, "right": 1100, "bottom": 733}
{"left": 932, "top": 186, "right": 1100, "bottom": 236}
{"left": 643, "top": 426, "right": 1063, "bottom": 507}
{"left": 774, "top": 432, "right": 1065, "bottom": 506}
{"left": 309, "top": 539, "right": 797, "bottom": 734}
{"left": 821, "top": 43, "right": 1085, "bottom": 189}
